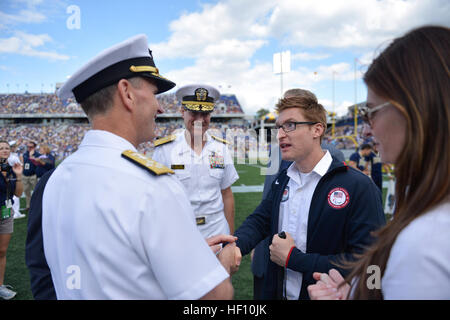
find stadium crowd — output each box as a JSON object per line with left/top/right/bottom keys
{"left": 0, "top": 93, "right": 244, "bottom": 115}
{"left": 1, "top": 92, "right": 379, "bottom": 163}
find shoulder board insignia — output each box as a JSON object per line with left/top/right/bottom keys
{"left": 121, "top": 150, "right": 174, "bottom": 175}
{"left": 154, "top": 134, "right": 177, "bottom": 147}
{"left": 211, "top": 135, "right": 230, "bottom": 144}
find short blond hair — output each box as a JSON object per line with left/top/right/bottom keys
{"left": 276, "top": 89, "right": 327, "bottom": 140}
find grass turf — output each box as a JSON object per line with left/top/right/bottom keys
{"left": 4, "top": 205, "right": 32, "bottom": 300}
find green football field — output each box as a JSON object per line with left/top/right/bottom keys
{"left": 4, "top": 162, "right": 389, "bottom": 300}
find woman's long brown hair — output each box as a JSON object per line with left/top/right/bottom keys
{"left": 340, "top": 26, "right": 450, "bottom": 299}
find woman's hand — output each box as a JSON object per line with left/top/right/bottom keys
{"left": 307, "top": 269, "right": 350, "bottom": 300}
{"left": 12, "top": 162, "right": 24, "bottom": 177}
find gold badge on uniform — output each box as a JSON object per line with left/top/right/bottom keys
{"left": 209, "top": 152, "right": 224, "bottom": 169}
{"left": 171, "top": 164, "right": 185, "bottom": 170}
{"left": 196, "top": 217, "right": 206, "bottom": 225}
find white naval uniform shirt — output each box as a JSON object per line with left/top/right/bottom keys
{"left": 279, "top": 150, "right": 332, "bottom": 300}
{"left": 42, "top": 130, "right": 229, "bottom": 299}
{"left": 152, "top": 130, "right": 239, "bottom": 238}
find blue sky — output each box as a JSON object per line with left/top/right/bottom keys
{"left": 1, "top": 0, "right": 449, "bottom": 115}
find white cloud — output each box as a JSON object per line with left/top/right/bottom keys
{"left": 0, "top": 32, "right": 69, "bottom": 61}
{"left": 292, "top": 52, "right": 331, "bottom": 61}
{"left": 154, "top": 0, "right": 449, "bottom": 115}
{"left": 267, "top": 0, "right": 450, "bottom": 48}
{"left": 0, "top": 10, "right": 46, "bottom": 26}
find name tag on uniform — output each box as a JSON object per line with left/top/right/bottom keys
{"left": 171, "top": 164, "right": 185, "bottom": 170}
{"left": 209, "top": 153, "right": 224, "bottom": 169}
{"left": 196, "top": 217, "right": 206, "bottom": 225}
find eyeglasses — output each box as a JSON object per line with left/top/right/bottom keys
{"left": 275, "top": 121, "right": 318, "bottom": 133}
{"left": 359, "top": 102, "right": 390, "bottom": 127}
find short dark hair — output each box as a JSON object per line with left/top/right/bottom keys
{"left": 359, "top": 143, "right": 372, "bottom": 150}
{"left": 80, "top": 77, "right": 145, "bottom": 119}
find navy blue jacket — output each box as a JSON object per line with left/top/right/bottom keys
{"left": 35, "top": 154, "right": 55, "bottom": 178}
{"left": 25, "top": 169, "right": 56, "bottom": 300}
{"left": 235, "top": 157, "right": 385, "bottom": 300}
{"left": 22, "top": 151, "right": 40, "bottom": 176}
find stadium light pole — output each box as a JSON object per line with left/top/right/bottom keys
{"left": 273, "top": 51, "right": 291, "bottom": 98}
{"left": 331, "top": 70, "right": 338, "bottom": 138}
{"left": 353, "top": 58, "right": 361, "bottom": 138}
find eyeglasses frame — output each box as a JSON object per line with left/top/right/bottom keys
{"left": 275, "top": 121, "right": 319, "bottom": 133}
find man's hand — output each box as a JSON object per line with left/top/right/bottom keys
{"left": 217, "top": 243, "right": 242, "bottom": 275}
{"left": 269, "top": 231, "right": 295, "bottom": 267}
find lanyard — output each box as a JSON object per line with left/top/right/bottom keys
{"left": 1, "top": 171, "right": 12, "bottom": 203}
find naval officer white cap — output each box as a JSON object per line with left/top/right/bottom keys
{"left": 176, "top": 84, "right": 220, "bottom": 113}
{"left": 57, "top": 34, "right": 175, "bottom": 103}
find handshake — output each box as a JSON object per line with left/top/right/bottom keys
{"left": 205, "top": 231, "right": 296, "bottom": 277}
{"left": 206, "top": 234, "right": 242, "bottom": 276}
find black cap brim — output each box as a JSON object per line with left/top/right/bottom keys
{"left": 140, "top": 72, "right": 176, "bottom": 94}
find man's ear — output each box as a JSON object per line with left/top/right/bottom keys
{"left": 116, "top": 79, "right": 135, "bottom": 112}
{"left": 312, "top": 122, "right": 325, "bottom": 139}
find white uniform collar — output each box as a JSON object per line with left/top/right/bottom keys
{"left": 80, "top": 130, "right": 137, "bottom": 152}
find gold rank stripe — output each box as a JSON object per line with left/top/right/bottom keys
{"left": 122, "top": 150, "right": 174, "bottom": 175}
{"left": 154, "top": 134, "right": 177, "bottom": 147}
{"left": 211, "top": 135, "right": 230, "bottom": 144}
{"left": 129, "top": 65, "right": 159, "bottom": 74}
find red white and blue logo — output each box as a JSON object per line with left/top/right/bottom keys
{"left": 327, "top": 187, "right": 350, "bottom": 209}
{"left": 281, "top": 186, "right": 289, "bottom": 202}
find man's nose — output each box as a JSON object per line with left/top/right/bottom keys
{"left": 276, "top": 127, "right": 286, "bottom": 140}
{"left": 193, "top": 113, "right": 205, "bottom": 121}
{"left": 157, "top": 101, "right": 164, "bottom": 114}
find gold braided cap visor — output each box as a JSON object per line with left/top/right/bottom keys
{"left": 182, "top": 101, "right": 215, "bottom": 112}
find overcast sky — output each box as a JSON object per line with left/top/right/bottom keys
{"left": 1, "top": 0, "right": 449, "bottom": 115}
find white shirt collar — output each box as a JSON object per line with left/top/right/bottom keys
{"left": 313, "top": 149, "right": 333, "bottom": 177}
{"left": 80, "top": 130, "right": 137, "bottom": 152}
{"left": 287, "top": 150, "right": 332, "bottom": 185}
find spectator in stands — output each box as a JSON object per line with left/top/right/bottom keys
{"left": 348, "top": 144, "right": 372, "bottom": 174}
{"left": 21, "top": 141, "right": 40, "bottom": 210}
{"left": 308, "top": 25, "right": 450, "bottom": 300}
{"left": 0, "top": 140, "right": 23, "bottom": 300}
{"left": 7, "top": 142, "right": 25, "bottom": 219}
{"left": 365, "top": 144, "right": 383, "bottom": 191}
{"left": 32, "top": 145, "right": 55, "bottom": 180}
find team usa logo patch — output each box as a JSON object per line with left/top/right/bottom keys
{"left": 327, "top": 187, "right": 350, "bottom": 209}
{"left": 281, "top": 186, "right": 289, "bottom": 202}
